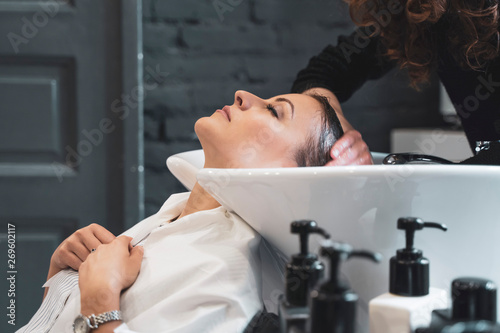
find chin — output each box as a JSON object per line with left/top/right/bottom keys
{"left": 193, "top": 118, "right": 212, "bottom": 144}
{"left": 193, "top": 117, "right": 205, "bottom": 134}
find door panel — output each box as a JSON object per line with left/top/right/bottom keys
{"left": 0, "top": 0, "right": 75, "bottom": 13}
{"left": 0, "top": 57, "right": 76, "bottom": 168}
{"left": 0, "top": 0, "right": 143, "bottom": 330}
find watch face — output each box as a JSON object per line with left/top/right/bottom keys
{"left": 73, "top": 315, "right": 90, "bottom": 333}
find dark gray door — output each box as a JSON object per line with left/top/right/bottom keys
{"left": 0, "top": 0, "right": 144, "bottom": 330}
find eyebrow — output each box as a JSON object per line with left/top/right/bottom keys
{"left": 275, "top": 97, "right": 295, "bottom": 119}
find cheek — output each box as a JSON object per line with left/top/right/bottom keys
{"left": 226, "top": 128, "right": 295, "bottom": 167}
{"left": 254, "top": 126, "right": 280, "bottom": 146}
{"left": 226, "top": 119, "right": 276, "bottom": 148}
{"left": 258, "top": 130, "right": 297, "bottom": 160}
{"left": 250, "top": 117, "right": 288, "bottom": 143}
{"left": 245, "top": 123, "right": 291, "bottom": 153}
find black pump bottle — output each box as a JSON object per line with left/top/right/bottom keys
{"left": 309, "top": 241, "right": 381, "bottom": 333}
{"left": 369, "top": 217, "right": 449, "bottom": 333}
{"left": 390, "top": 217, "right": 448, "bottom": 296}
{"left": 417, "top": 277, "right": 499, "bottom": 333}
{"left": 279, "top": 220, "right": 330, "bottom": 333}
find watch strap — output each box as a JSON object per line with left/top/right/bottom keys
{"left": 88, "top": 310, "right": 122, "bottom": 329}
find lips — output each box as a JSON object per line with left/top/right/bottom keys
{"left": 221, "top": 105, "right": 231, "bottom": 122}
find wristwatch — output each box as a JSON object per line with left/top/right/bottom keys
{"left": 73, "top": 310, "right": 122, "bottom": 333}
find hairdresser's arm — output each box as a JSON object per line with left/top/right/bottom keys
{"left": 291, "top": 30, "right": 396, "bottom": 102}
{"left": 302, "top": 87, "right": 373, "bottom": 166}
{"left": 291, "top": 30, "right": 397, "bottom": 166}
{"left": 79, "top": 236, "right": 143, "bottom": 333}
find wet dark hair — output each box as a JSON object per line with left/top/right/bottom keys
{"left": 294, "top": 94, "right": 344, "bottom": 167}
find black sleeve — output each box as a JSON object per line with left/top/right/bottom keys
{"left": 291, "top": 28, "right": 397, "bottom": 102}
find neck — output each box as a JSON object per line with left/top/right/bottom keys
{"left": 176, "top": 182, "right": 221, "bottom": 220}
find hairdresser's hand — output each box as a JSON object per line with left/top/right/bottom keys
{"left": 301, "top": 87, "right": 373, "bottom": 166}
{"left": 327, "top": 129, "right": 373, "bottom": 166}
{"left": 79, "top": 236, "right": 143, "bottom": 319}
{"left": 327, "top": 106, "right": 373, "bottom": 166}
{"left": 48, "top": 223, "right": 115, "bottom": 280}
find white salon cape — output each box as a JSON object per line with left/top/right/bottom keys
{"left": 18, "top": 192, "right": 262, "bottom": 333}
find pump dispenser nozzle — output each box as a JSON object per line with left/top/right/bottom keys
{"left": 291, "top": 220, "right": 330, "bottom": 257}
{"left": 321, "top": 242, "right": 382, "bottom": 293}
{"left": 310, "top": 241, "right": 381, "bottom": 333}
{"left": 398, "top": 218, "right": 448, "bottom": 251}
{"left": 279, "top": 220, "right": 330, "bottom": 333}
{"left": 286, "top": 220, "right": 330, "bottom": 307}
{"left": 390, "top": 217, "right": 448, "bottom": 296}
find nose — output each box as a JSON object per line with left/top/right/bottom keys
{"left": 234, "top": 90, "right": 262, "bottom": 111}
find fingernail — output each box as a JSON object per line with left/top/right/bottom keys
{"left": 331, "top": 150, "right": 340, "bottom": 158}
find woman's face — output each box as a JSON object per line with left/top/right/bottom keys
{"left": 195, "top": 90, "right": 324, "bottom": 168}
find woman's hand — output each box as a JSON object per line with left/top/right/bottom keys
{"left": 78, "top": 236, "right": 143, "bottom": 332}
{"left": 79, "top": 236, "right": 143, "bottom": 311}
{"left": 44, "top": 224, "right": 116, "bottom": 299}
{"left": 79, "top": 236, "right": 143, "bottom": 321}
{"left": 327, "top": 129, "right": 373, "bottom": 166}
{"left": 49, "top": 223, "right": 116, "bottom": 277}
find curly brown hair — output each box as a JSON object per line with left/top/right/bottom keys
{"left": 347, "top": 0, "right": 500, "bottom": 89}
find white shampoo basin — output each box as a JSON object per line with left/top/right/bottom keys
{"left": 168, "top": 149, "right": 500, "bottom": 329}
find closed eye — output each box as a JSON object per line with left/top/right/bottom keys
{"left": 266, "top": 104, "right": 279, "bottom": 118}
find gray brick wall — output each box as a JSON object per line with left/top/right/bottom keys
{"left": 142, "top": 0, "right": 441, "bottom": 214}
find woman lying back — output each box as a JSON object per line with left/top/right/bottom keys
{"left": 18, "top": 90, "right": 344, "bottom": 333}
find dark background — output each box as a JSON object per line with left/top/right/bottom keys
{"left": 141, "top": 0, "right": 443, "bottom": 215}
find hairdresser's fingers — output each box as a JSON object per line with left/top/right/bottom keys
{"left": 330, "top": 130, "right": 362, "bottom": 159}
{"left": 331, "top": 140, "right": 372, "bottom": 166}
{"left": 327, "top": 130, "right": 373, "bottom": 166}
{"left": 334, "top": 140, "right": 373, "bottom": 166}
{"left": 346, "top": 145, "right": 374, "bottom": 166}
